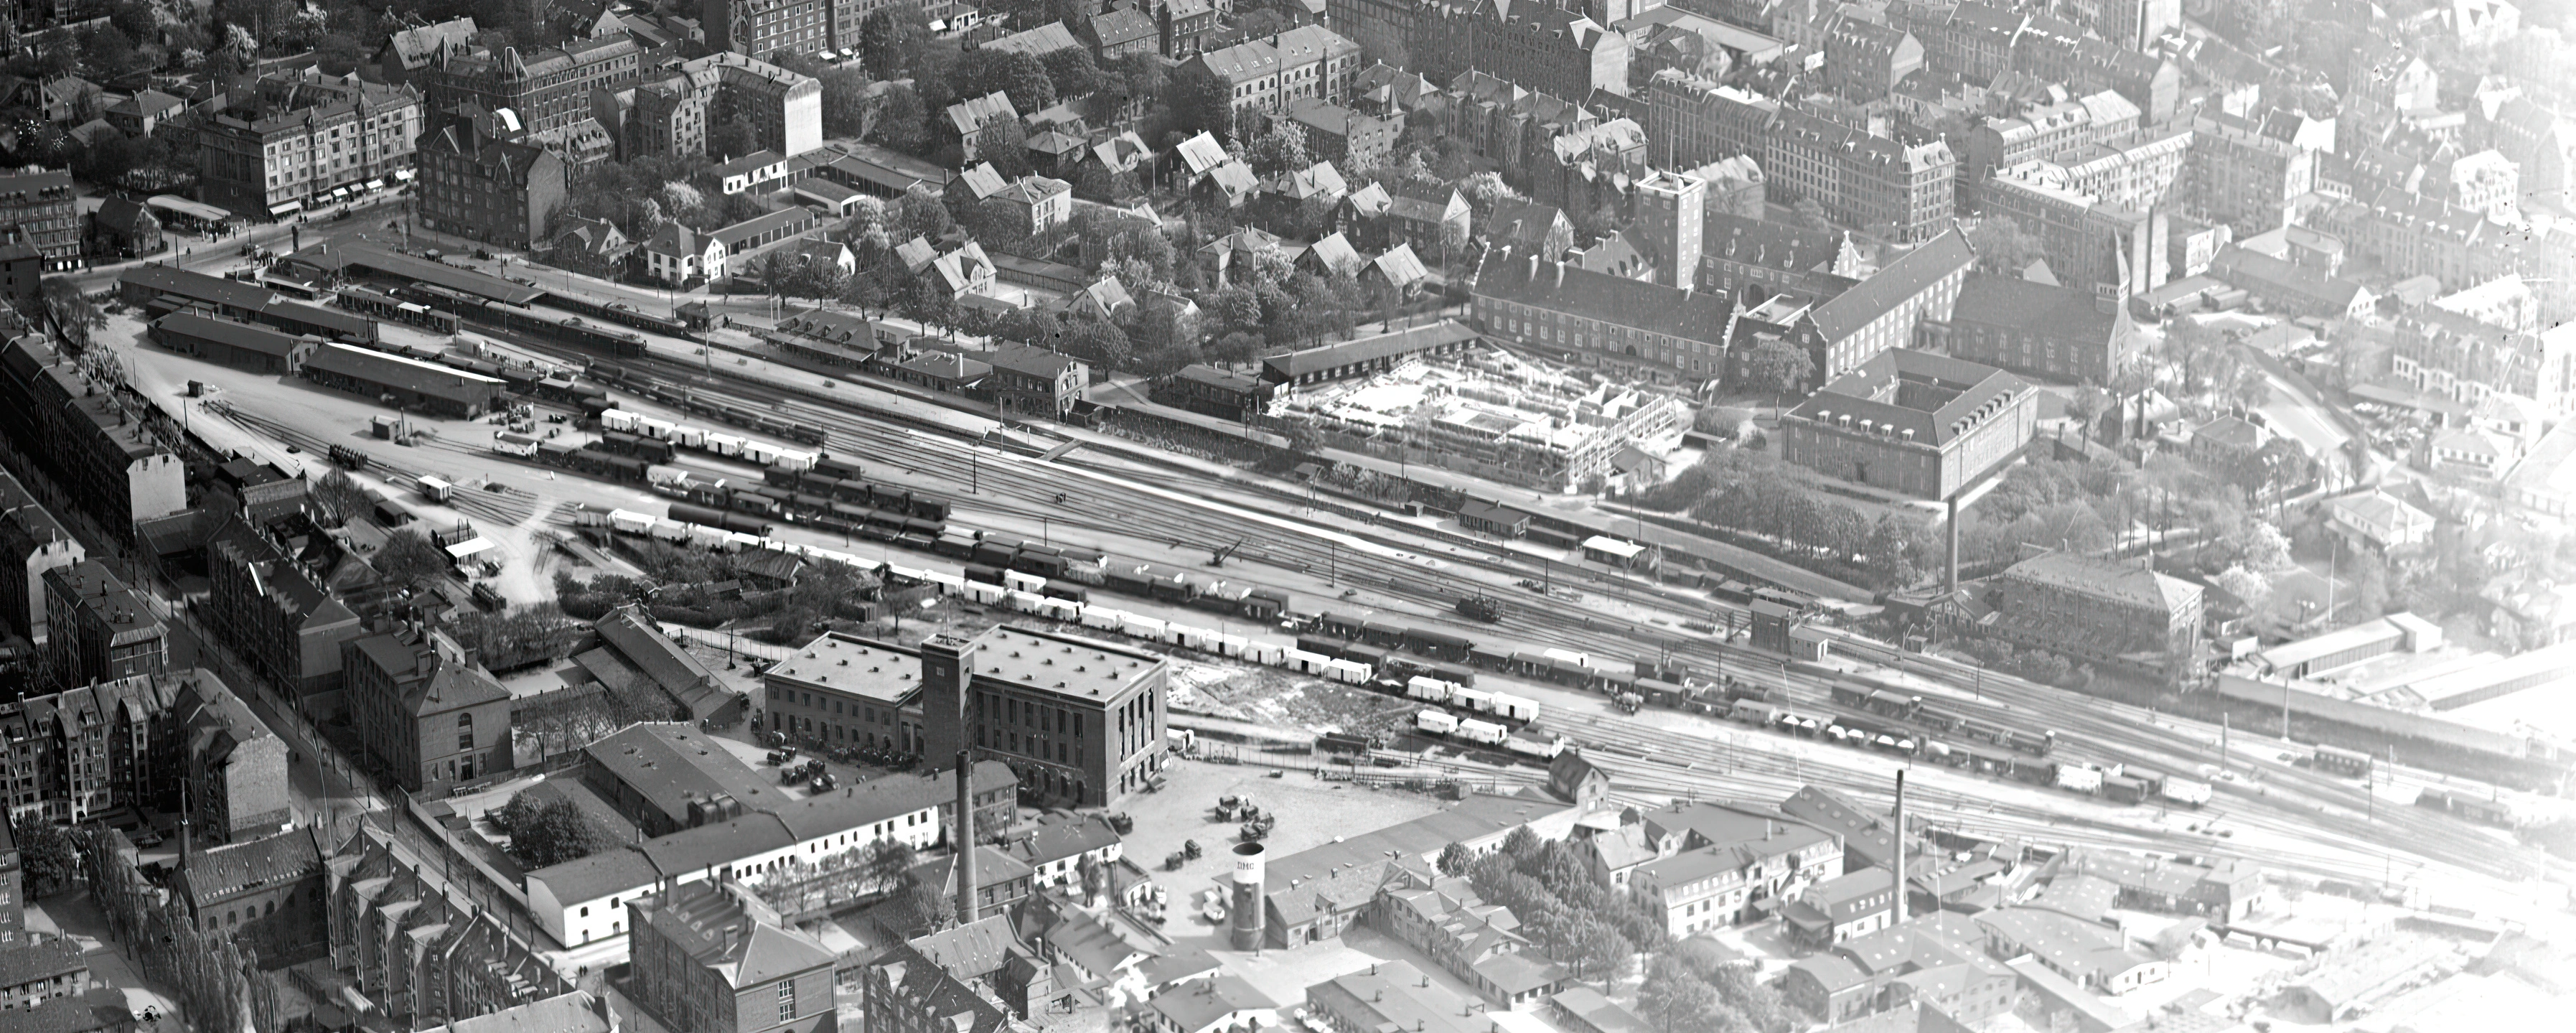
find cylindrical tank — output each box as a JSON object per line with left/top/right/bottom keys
{"left": 1230, "top": 842, "right": 1265, "bottom": 951}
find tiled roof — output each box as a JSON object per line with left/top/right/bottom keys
{"left": 1791, "top": 348, "right": 2031, "bottom": 447}
{"left": 175, "top": 827, "right": 321, "bottom": 905}
{"left": 983, "top": 20, "right": 1083, "bottom": 57}
{"left": 634, "top": 879, "right": 835, "bottom": 988}
{"left": 1084, "top": 8, "right": 1158, "bottom": 49}
{"left": 0, "top": 936, "right": 84, "bottom": 988}
{"left": 1472, "top": 250, "right": 1734, "bottom": 345}
{"left": 1949, "top": 276, "right": 2120, "bottom": 340}
{"left": 440, "top": 991, "right": 612, "bottom": 1033}
{"left": 2003, "top": 552, "right": 2200, "bottom": 614}
{"left": 1807, "top": 228, "right": 1975, "bottom": 343}
{"left": 1703, "top": 211, "right": 1837, "bottom": 272}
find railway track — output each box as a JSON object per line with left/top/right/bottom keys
{"left": 483, "top": 333, "right": 2549, "bottom": 884}
{"left": 211, "top": 402, "right": 540, "bottom": 527}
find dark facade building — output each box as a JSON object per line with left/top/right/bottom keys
{"left": 42, "top": 560, "right": 166, "bottom": 689}
{"left": 172, "top": 826, "right": 327, "bottom": 959}
{"left": 0, "top": 337, "right": 188, "bottom": 545}
{"left": 117, "top": 266, "right": 378, "bottom": 343}
{"left": 1780, "top": 350, "right": 2036, "bottom": 500}
{"left": 1471, "top": 250, "right": 1738, "bottom": 383}
{"left": 148, "top": 312, "right": 319, "bottom": 375}
{"left": 1945, "top": 276, "right": 2142, "bottom": 385}
{"left": 343, "top": 625, "right": 514, "bottom": 793}
{"left": 983, "top": 343, "right": 1087, "bottom": 419}
{"left": 301, "top": 342, "right": 506, "bottom": 417}
{"left": 206, "top": 535, "right": 366, "bottom": 701}
{"left": 195, "top": 70, "right": 422, "bottom": 218}
{"left": 702, "top": 0, "right": 833, "bottom": 61}
{"left": 0, "top": 935, "right": 86, "bottom": 1010}
{"left": 919, "top": 625, "right": 1172, "bottom": 808}
{"left": 0, "top": 472, "right": 84, "bottom": 646}
{"left": 1150, "top": 364, "right": 1274, "bottom": 422}
{"left": 627, "top": 880, "right": 838, "bottom": 1033}
{"left": 1992, "top": 551, "right": 2204, "bottom": 676}
{"left": 421, "top": 34, "right": 640, "bottom": 139}
{"left": 417, "top": 118, "right": 568, "bottom": 249}
{"left": 88, "top": 197, "right": 162, "bottom": 259}
{"left": 0, "top": 167, "right": 78, "bottom": 268}
{"left": 862, "top": 917, "right": 1052, "bottom": 1033}
{"left": 327, "top": 825, "right": 573, "bottom": 1028}
{"left": 0, "top": 671, "right": 289, "bottom": 841}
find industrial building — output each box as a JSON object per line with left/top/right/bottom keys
{"left": 1991, "top": 552, "right": 2205, "bottom": 677}
{"left": 301, "top": 342, "right": 505, "bottom": 417}
{"left": 117, "top": 266, "right": 378, "bottom": 343}
{"left": 149, "top": 312, "right": 320, "bottom": 375}
{"left": 917, "top": 625, "right": 1172, "bottom": 808}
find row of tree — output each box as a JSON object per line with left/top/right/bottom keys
{"left": 1635, "top": 449, "right": 1936, "bottom": 591}
{"left": 1446, "top": 826, "right": 1667, "bottom": 982}
{"left": 78, "top": 822, "right": 281, "bottom": 1033}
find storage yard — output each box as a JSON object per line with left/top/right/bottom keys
{"left": 1277, "top": 346, "right": 1685, "bottom": 492}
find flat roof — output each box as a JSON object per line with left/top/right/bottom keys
{"left": 766, "top": 632, "right": 921, "bottom": 705}
{"left": 581, "top": 723, "right": 782, "bottom": 821}
{"left": 153, "top": 311, "right": 312, "bottom": 358}
{"left": 2256, "top": 620, "right": 2405, "bottom": 673}
{"left": 1582, "top": 536, "right": 1646, "bottom": 558}
{"left": 957, "top": 625, "right": 1161, "bottom": 704}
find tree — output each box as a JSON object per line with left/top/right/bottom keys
{"left": 706, "top": 115, "right": 762, "bottom": 161}
{"left": 1792, "top": 197, "right": 1831, "bottom": 231}
{"left": 14, "top": 815, "right": 75, "bottom": 898}
{"left": 1436, "top": 841, "right": 1473, "bottom": 877}
{"left": 374, "top": 529, "right": 451, "bottom": 589}
{"left": 1062, "top": 319, "right": 1132, "bottom": 368}
{"left": 954, "top": 48, "right": 1055, "bottom": 113}
{"left": 1165, "top": 61, "right": 1235, "bottom": 141}
{"left": 1039, "top": 46, "right": 1101, "bottom": 100}
{"left": 1244, "top": 119, "right": 1310, "bottom": 178}
{"left": 505, "top": 795, "right": 604, "bottom": 868}
{"left": 2065, "top": 385, "right": 2112, "bottom": 443}
{"left": 309, "top": 469, "right": 369, "bottom": 526}
{"left": 866, "top": 838, "right": 919, "bottom": 892}
{"left": 866, "top": 82, "right": 932, "bottom": 154}
{"left": 1639, "top": 956, "right": 1729, "bottom": 1033}
{"left": 1968, "top": 214, "right": 2046, "bottom": 274}
{"left": 1457, "top": 170, "right": 1526, "bottom": 214}
{"left": 1737, "top": 337, "right": 1813, "bottom": 402}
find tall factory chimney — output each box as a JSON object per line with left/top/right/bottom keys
{"left": 1891, "top": 770, "right": 1908, "bottom": 927}
{"left": 1944, "top": 496, "right": 1960, "bottom": 598}
{"left": 1230, "top": 842, "right": 1266, "bottom": 952}
{"left": 955, "top": 751, "right": 978, "bottom": 927}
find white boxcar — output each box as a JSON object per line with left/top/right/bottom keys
{"left": 1080, "top": 607, "right": 1126, "bottom": 630}
{"left": 1406, "top": 676, "right": 1453, "bottom": 704}
{"left": 723, "top": 531, "right": 764, "bottom": 551}
{"left": 645, "top": 464, "right": 689, "bottom": 487}
{"left": 1006, "top": 590, "right": 1046, "bottom": 613}
{"left": 743, "top": 440, "right": 782, "bottom": 465}
{"left": 704, "top": 432, "right": 745, "bottom": 457}
{"left": 1416, "top": 710, "right": 1459, "bottom": 736}
{"left": 1504, "top": 734, "right": 1564, "bottom": 759}
{"left": 2160, "top": 778, "right": 2213, "bottom": 807}
{"left": 1491, "top": 693, "right": 1540, "bottom": 724}
{"left": 600, "top": 409, "right": 640, "bottom": 432}
{"left": 1451, "top": 687, "right": 1495, "bottom": 713}
{"left": 1542, "top": 648, "right": 1591, "bottom": 666}
{"left": 774, "top": 449, "right": 818, "bottom": 472}
{"left": 649, "top": 518, "right": 690, "bottom": 543}
{"left": 1454, "top": 719, "right": 1509, "bottom": 745}
{"left": 963, "top": 581, "right": 1003, "bottom": 604}
{"left": 1219, "top": 635, "right": 1250, "bottom": 658}
{"left": 493, "top": 431, "right": 539, "bottom": 457}
{"left": 670, "top": 424, "right": 706, "bottom": 448}
{"left": 2054, "top": 765, "right": 2103, "bottom": 794}
{"left": 639, "top": 417, "right": 677, "bottom": 440}
{"left": 1039, "top": 599, "right": 1082, "bottom": 621}
{"left": 1246, "top": 641, "right": 1285, "bottom": 665}
{"left": 1002, "top": 571, "right": 1046, "bottom": 593}
{"left": 685, "top": 523, "right": 729, "bottom": 549}
{"left": 1325, "top": 659, "right": 1371, "bottom": 684}
{"left": 925, "top": 571, "right": 968, "bottom": 594}
{"left": 1284, "top": 649, "right": 1330, "bottom": 674}
{"left": 1123, "top": 614, "right": 1168, "bottom": 640}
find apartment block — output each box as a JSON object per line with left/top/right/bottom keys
{"left": 1191, "top": 25, "right": 1364, "bottom": 116}
{"left": 196, "top": 70, "right": 422, "bottom": 218}
{"left": 42, "top": 561, "right": 164, "bottom": 689}
{"left": 1982, "top": 163, "right": 2167, "bottom": 295}
{"left": 1643, "top": 70, "right": 1778, "bottom": 170}
{"left": 1765, "top": 108, "right": 1957, "bottom": 243}
{"left": 0, "top": 167, "right": 78, "bottom": 268}
{"left": 1960, "top": 89, "right": 2140, "bottom": 192}
{"left": 627, "top": 881, "right": 837, "bottom": 1033}
{"left": 423, "top": 34, "right": 640, "bottom": 139}
{"left": 343, "top": 624, "right": 514, "bottom": 793}
{"left": 205, "top": 535, "right": 365, "bottom": 701}
{"left": 0, "top": 472, "right": 83, "bottom": 646}
{"left": 703, "top": 0, "right": 833, "bottom": 60}
{"left": 327, "top": 825, "right": 573, "bottom": 1027}
{"left": 2184, "top": 113, "right": 2315, "bottom": 233}
{"left": 416, "top": 116, "right": 568, "bottom": 248}
{"left": 0, "top": 670, "right": 287, "bottom": 841}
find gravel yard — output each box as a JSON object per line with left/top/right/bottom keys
{"left": 1110, "top": 757, "right": 1443, "bottom": 901}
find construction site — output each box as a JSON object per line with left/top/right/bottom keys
{"left": 1274, "top": 345, "right": 1685, "bottom": 492}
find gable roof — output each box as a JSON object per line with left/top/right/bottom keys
{"left": 1792, "top": 348, "right": 2032, "bottom": 447}
{"left": 1472, "top": 249, "right": 1735, "bottom": 345}
{"left": 2003, "top": 551, "right": 2200, "bottom": 615}
{"left": 984, "top": 20, "right": 1083, "bottom": 57}
{"left": 945, "top": 91, "right": 1019, "bottom": 136}
{"left": 1085, "top": 8, "right": 1160, "bottom": 49}
{"left": 175, "top": 826, "right": 322, "bottom": 906}
{"left": 1807, "top": 228, "right": 1975, "bottom": 342}
{"left": 634, "top": 879, "right": 835, "bottom": 988}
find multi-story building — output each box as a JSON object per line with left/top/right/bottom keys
{"left": 1781, "top": 866, "right": 1901, "bottom": 949}
{"left": 1631, "top": 169, "right": 1704, "bottom": 290}
{"left": 1439, "top": 72, "right": 1647, "bottom": 212}
{"left": 205, "top": 536, "right": 366, "bottom": 702}
{"left": 1765, "top": 108, "right": 1956, "bottom": 243}
{"left": 918, "top": 625, "right": 1171, "bottom": 808}
{"left": 1643, "top": 71, "right": 1779, "bottom": 170}
{"left": 1982, "top": 160, "right": 2169, "bottom": 294}
{"left": 416, "top": 116, "right": 567, "bottom": 248}
{"left": 1476, "top": 6, "right": 1629, "bottom": 100}
{"left": 1913, "top": 1, "right": 2023, "bottom": 83}
{"left": 686, "top": 52, "right": 824, "bottom": 157}
{"left": 863, "top": 917, "right": 1053, "bottom": 1033}
{"left": 629, "top": 880, "right": 837, "bottom": 1033}
{"left": 1471, "top": 248, "right": 1738, "bottom": 383}
{"left": 2055, "top": 846, "right": 2265, "bottom": 920}
{"left": 0, "top": 167, "right": 78, "bottom": 268}
{"left": 0, "top": 337, "right": 182, "bottom": 545}
{"left": 2071, "top": 0, "right": 2178, "bottom": 51}
{"left": 1191, "top": 25, "right": 1364, "bottom": 116}
{"left": 984, "top": 342, "right": 1087, "bottom": 419}
{"left": 762, "top": 632, "right": 924, "bottom": 753}
{"left": 1590, "top": 800, "right": 1842, "bottom": 936}
{"left": 0, "top": 671, "right": 288, "bottom": 841}
{"left": 1761, "top": 228, "right": 1977, "bottom": 386}
{"left": 0, "top": 935, "right": 85, "bottom": 1010}
{"left": 1699, "top": 211, "right": 1852, "bottom": 304}
{"left": 1781, "top": 349, "right": 2036, "bottom": 500}
{"left": 608, "top": 63, "right": 720, "bottom": 159}
{"left": 2041, "top": 125, "right": 2193, "bottom": 212}
{"left": 2328, "top": 187, "right": 2496, "bottom": 291}
{"left": 327, "top": 825, "right": 573, "bottom": 1028}
{"left": 342, "top": 624, "right": 513, "bottom": 793}
{"left": 423, "top": 34, "right": 640, "bottom": 139}
{"left": 2010, "top": 15, "right": 2179, "bottom": 123}
{"left": 1822, "top": 17, "right": 1921, "bottom": 103}
{"left": 42, "top": 561, "right": 164, "bottom": 689}
{"left": 1991, "top": 551, "right": 2203, "bottom": 675}
{"left": 2389, "top": 307, "right": 2576, "bottom": 418}
{"left": 2478, "top": 95, "right": 2570, "bottom": 212}
{"left": 1002, "top": 810, "right": 1125, "bottom": 891}
{"left": 1959, "top": 89, "right": 2140, "bottom": 195}
{"left": 703, "top": 0, "right": 833, "bottom": 59}
{"left": 2184, "top": 112, "right": 2315, "bottom": 233}
{"left": 1947, "top": 276, "right": 2142, "bottom": 384}
{"left": 1287, "top": 99, "right": 1399, "bottom": 174}
{"left": 196, "top": 70, "right": 422, "bottom": 218}
{"left": 0, "top": 472, "right": 83, "bottom": 646}
{"left": 173, "top": 826, "right": 327, "bottom": 955}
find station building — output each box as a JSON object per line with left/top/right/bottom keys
{"left": 118, "top": 266, "right": 378, "bottom": 344}
{"left": 301, "top": 342, "right": 505, "bottom": 417}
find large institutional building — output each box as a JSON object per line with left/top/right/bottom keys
{"left": 1781, "top": 349, "right": 2037, "bottom": 500}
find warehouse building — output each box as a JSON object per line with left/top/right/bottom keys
{"left": 149, "top": 312, "right": 320, "bottom": 375}
{"left": 118, "top": 266, "right": 378, "bottom": 343}
{"left": 301, "top": 342, "right": 503, "bottom": 416}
